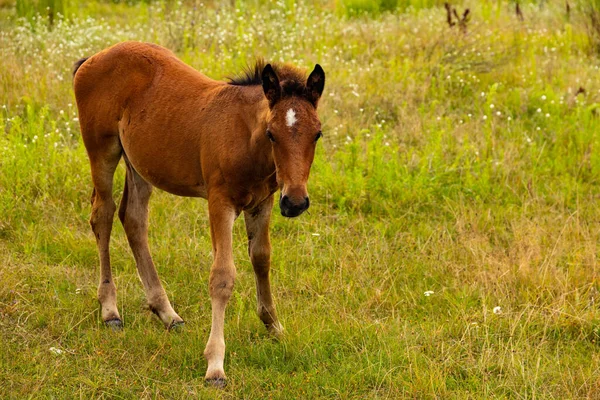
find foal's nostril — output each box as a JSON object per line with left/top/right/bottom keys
{"left": 281, "top": 195, "right": 292, "bottom": 209}
{"left": 304, "top": 196, "right": 310, "bottom": 210}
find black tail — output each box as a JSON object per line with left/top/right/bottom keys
{"left": 72, "top": 57, "right": 89, "bottom": 77}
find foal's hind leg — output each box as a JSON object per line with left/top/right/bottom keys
{"left": 88, "top": 138, "right": 122, "bottom": 328}
{"left": 119, "top": 160, "right": 184, "bottom": 329}
{"left": 244, "top": 195, "right": 283, "bottom": 337}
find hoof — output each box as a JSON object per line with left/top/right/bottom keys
{"left": 206, "top": 377, "right": 227, "bottom": 388}
{"left": 104, "top": 318, "right": 123, "bottom": 331}
{"left": 168, "top": 320, "right": 185, "bottom": 331}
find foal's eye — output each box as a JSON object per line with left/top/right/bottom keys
{"left": 266, "top": 130, "right": 275, "bottom": 143}
{"left": 315, "top": 131, "right": 322, "bottom": 142}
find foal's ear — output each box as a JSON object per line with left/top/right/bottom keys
{"left": 306, "top": 64, "right": 325, "bottom": 107}
{"left": 262, "top": 64, "right": 281, "bottom": 107}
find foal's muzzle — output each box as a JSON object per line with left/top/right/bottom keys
{"left": 280, "top": 194, "right": 310, "bottom": 217}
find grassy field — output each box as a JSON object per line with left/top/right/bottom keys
{"left": 1, "top": 0, "right": 600, "bottom": 398}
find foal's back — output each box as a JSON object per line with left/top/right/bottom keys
{"left": 74, "top": 41, "right": 228, "bottom": 197}
{"left": 74, "top": 42, "right": 211, "bottom": 122}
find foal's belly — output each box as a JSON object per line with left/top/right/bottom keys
{"left": 119, "top": 122, "right": 207, "bottom": 198}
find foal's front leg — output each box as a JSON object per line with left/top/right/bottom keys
{"left": 244, "top": 195, "right": 283, "bottom": 337}
{"left": 204, "top": 197, "right": 237, "bottom": 386}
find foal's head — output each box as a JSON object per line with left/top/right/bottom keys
{"left": 261, "top": 63, "right": 325, "bottom": 217}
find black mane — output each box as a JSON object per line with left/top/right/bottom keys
{"left": 228, "top": 59, "right": 308, "bottom": 98}
{"left": 228, "top": 59, "right": 267, "bottom": 86}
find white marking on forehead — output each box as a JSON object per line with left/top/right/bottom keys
{"left": 286, "top": 108, "right": 297, "bottom": 128}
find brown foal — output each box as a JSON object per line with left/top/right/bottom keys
{"left": 72, "top": 41, "right": 325, "bottom": 385}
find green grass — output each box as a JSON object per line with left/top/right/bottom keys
{"left": 1, "top": 0, "right": 600, "bottom": 398}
